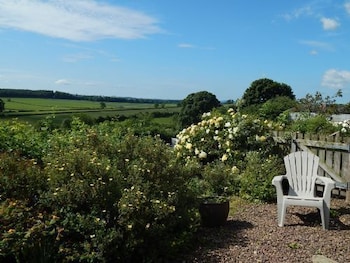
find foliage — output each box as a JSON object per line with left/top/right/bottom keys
{"left": 259, "top": 96, "right": 297, "bottom": 120}
{"left": 178, "top": 91, "right": 221, "bottom": 129}
{"left": 332, "top": 119, "right": 350, "bottom": 136}
{"left": 175, "top": 108, "right": 283, "bottom": 201}
{"left": 175, "top": 109, "right": 280, "bottom": 166}
{"left": 0, "top": 88, "right": 181, "bottom": 104}
{"left": 0, "top": 119, "right": 199, "bottom": 262}
{"left": 238, "top": 152, "right": 284, "bottom": 202}
{"left": 241, "top": 78, "right": 295, "bottom": 108}
{"left": 0, "top": 119, "right": 50, "bottom": 160}
{"left": 0, "top": 152, "right": 46, "bottom": 203}
{"left": 183, "top": 160, "right": 239, "bottom": 200}
{"left": 290, "top": 114, "right": 338, "bottom": 134}
{"left": 0, "top": 98, "right": 4, "bottom": 113}
{"left": 284, "top": 89, "right": 347, "bottom": 135}
{"left": 201, "top": 161, "right": 240, "bottom": 197}
{"left": 296, "top": 89, "right": 342, "bottom": 115}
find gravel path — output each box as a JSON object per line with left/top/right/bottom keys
{"left": 185, "top": 198, "right": 350, "bottom": 263}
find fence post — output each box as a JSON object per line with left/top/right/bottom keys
{"left": 346, "top": 185, "right": 350, "bottom": 203}
{"left": 344, "top": 139, "right": 350, "bottom": 203}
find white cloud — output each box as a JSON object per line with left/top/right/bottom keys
{"left": 63, "top": 53, "right": 93, "bottom": 63}
{"left": 177, "top": 43, "right": 215, "bottom": 50}
{"left": 0, "top": 0, "right": 162, "bottom": 41}
{"left": 282, "top": 5, "right": 314, "bottom": 21}
{"left": 55, "top": 79, "right": 70, "bottom": 85}
{"left": 321, "top": 69, "right": 350, "bottom": 89}
{"left": 178, "top": 43, "right": 196, "bottom": 48}
{"left": 345, "top": 2, "right": 350, "bottom": 15}
{"left": 299, "top": 40, "right": 334, "bottom": 52}
{"left": 320, "top": 17, "right": 340, "bottom": 30}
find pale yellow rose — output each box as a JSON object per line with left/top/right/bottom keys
{"left": 198, "top": 151, "right": 207, "bottom": 159}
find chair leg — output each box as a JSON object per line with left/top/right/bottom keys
{"left": 320, "top": 208, "right": 326, "bottom": 230}
{"left": 278, "top": 203, "right": 286, "bottom": 227}
{"left": 276, "top": 203, "right": 282, "bottom": 226}
{"left": 322, "top": 203, "right": 330, "bottom": 230}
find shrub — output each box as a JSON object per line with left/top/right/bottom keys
{"left": 0, "top": 120, "right": 200, "bottom": 262}
{"left": 201, "top": 161, "right": 240, "bottom": 197}
{"left": 175, "top": 109, "right": 284, "bottom": 201}
{"left": 0, "top": 152, "right": 46, "bottom": 204}
{"left": 332, "top": 119, "right": 350, "bottom": 136}
{"left": 259, "top": 96, "right": 297, "bottom": 120}
{"left": 290, "top": 114, "right": 337, "bottom": 134}
{"left": 175, "top": 109, "right": 280, "bottom": 167}
{"left": 239, "top": 152, "right": 284, "bottom": 202}
{"left": 0, "top": 119, "right": 49, "bottom": 160}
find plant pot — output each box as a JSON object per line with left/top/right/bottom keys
{"left": 199, "top": 198, "right": 230, "bottom": 227}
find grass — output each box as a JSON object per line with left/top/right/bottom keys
{"left": 1, "top": 97, "right": 180, "bottom": 125}
{"left": 4, "top": 98, "right": 178, "bottom": 112}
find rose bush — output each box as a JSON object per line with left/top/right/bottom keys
{"left": 175, "top": 109, "right": 280, "bottom": 165}
{"left": 334, "top": 119, "right": 350, "bottom": 136}
{"left": 174, "top": 109, "right": 284, "bottom": 200}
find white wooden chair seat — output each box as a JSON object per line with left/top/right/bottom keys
{"left": 272, "top": 151, "right": 335, "bottom": 230}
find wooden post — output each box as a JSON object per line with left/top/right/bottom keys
{"left": 346, "top": 182, "right": 350, "bottom": 203}
{"left": 343, "top": 139, "right": 350, "bottom": 203}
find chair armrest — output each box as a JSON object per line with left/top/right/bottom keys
{"left": 272, "top": 175, "right": 287, "bottom": 201}
{"left": 316, "top": 176, "right": 335, "bottom": 204}
{"left": 316, "top": 176, "right": 335, "bottom": 185}
{"left": 272, "top": 175, "right": 286, "bottom": 185}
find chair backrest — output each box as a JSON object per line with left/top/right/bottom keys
{"left": 284, "top": 151, "right": 319, "bottom": 197}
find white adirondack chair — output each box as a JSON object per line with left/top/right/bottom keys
{"left": 272, "top": 151, "right": 335, "bottom": 230}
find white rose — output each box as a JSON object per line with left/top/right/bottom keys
{"left": 198, "top": 151, "right": 207, "bottom": 159}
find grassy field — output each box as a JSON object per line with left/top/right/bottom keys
{"left": 4, "top": 98, "right": 178, "bottom": 111}
{"left": 1, "top": 97, "right": 180, "bottom": 125}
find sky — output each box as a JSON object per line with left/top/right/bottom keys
{"left": 0, "top": 0, "right": 350, "bottom": 102}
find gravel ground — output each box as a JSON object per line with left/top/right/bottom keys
{"left": 184, "top": 198, "right": 350, "bottom": 263}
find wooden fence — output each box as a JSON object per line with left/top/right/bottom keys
{"left": 273, "top": 131, "right": 350, "bottom": 201}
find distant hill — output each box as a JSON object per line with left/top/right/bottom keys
{"left": 0, "top": 88, "right": 181, "bottom": 104}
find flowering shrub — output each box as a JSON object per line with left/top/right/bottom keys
{"left": 0, "top": 119, "right": 49, "bottom": 160}
{"left": 0, "top": 119, "right": 199, "bottom": 262}
{"left": 334, "top": 119, "right": 350, "bottom": 135}
{"left": 175, "top": 109, "right": 278, "bottom": 166}
{"left": 174, "top": 109, "right": 283, "bottom": 200}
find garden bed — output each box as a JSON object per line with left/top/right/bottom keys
{"left": 185, "top": 198, "right": 350, "bottom": 263}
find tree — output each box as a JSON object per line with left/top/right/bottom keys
{"left": 100, "top": 102, "right": 106, "bottom": 109}
{"left": 0, "top": 98, "right": 5, "bottom": 113}
{"left": 241, "top": 78, "right": 295, "bottom": 108}
{"left": 178, "top": 91, "right": 221, "bottom": 129}
{"left": 297, "top": 89, "right": 342, "bottom": 115}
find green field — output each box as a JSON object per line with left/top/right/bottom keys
{"left": 1, "top": 98, "right": 180, "bottom": 124}
{"left": 4, "top": 98, "right": 178, "bottom": 111}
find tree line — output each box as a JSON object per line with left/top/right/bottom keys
{"left": 0, "top": 88, "right": 181, "bottom": 104}
{"left": 177, "top": 78, "right": 350, "bottom": 129}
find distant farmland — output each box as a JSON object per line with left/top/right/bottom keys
{"left": 1, "top": 98, "right": 180, "bottom": 124}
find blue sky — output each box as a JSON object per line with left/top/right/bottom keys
{"left": 0, "top": 0, "right": 350, "bottom": 102}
